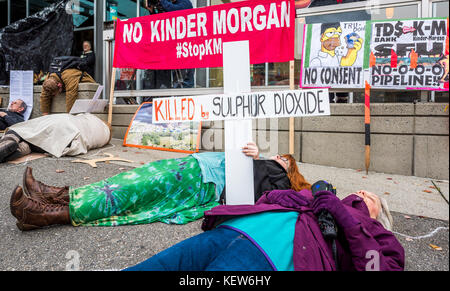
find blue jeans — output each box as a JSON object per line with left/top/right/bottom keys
{"left": 124, "top": 227, "right": 273, "bottom": 271}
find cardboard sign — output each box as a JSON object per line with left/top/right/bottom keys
{"left": 151, "top": 89, "right": 330, "bottom": 123}
{"left": 113, "top": 0, "right": 295, "bottom": 69}
{"left": 369, "top": 18, "right": 449, "bottom": 90}
{"left": 301, "top": 21, "right": 367, "bottom": 88}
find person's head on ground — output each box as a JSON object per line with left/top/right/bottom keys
{"left": 83, "top": 41, "right": 92, "bottom": 53}
{"left": 8, "top": 99, "right": 27, "bottom": 114}
{"left": 354, "top": 190, "right": 393, "bottom": 231}
{"left": 241, "top": 142, "right": 311, "bottom": 192}
{"left": 269, "top": 154, "right": 311, "bottom": 191}
{"left": 42, "top": 76, "right": 63, "bottom": 97}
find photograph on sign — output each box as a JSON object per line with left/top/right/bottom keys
{"left": 301, "top": 21, "right": 367, "bottom": 88}
{"left": 123, "top": 102, "right": 202, "bottom": 154}
{"left": 368, "top": 18, "right": 449, "bottom": 90}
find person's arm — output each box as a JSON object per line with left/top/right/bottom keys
{"left": 160, "top": 0, "right": 193, "bottom": 12}
{"left": 341, "top": 222, "right": 405, "bottom": 271}
{"left": 312, "top": 191, "right": 404, "bottom": 271}
{"left": 2, "top": 112, "right": 24, "bottom": 127}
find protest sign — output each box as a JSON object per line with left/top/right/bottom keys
{"left": 301, "top": 21, "right": 367, "bottom": 88}
{"left": 369, "top": 18, "right": 449, "bottom": 90}
{"left": 151, "top": 89, "right": 330, "bottom": 124}
{"left": 113, "top": 0, "right": 295, "bottom": 69}
{"left": 9, "top": 70, "right": 34, "bottom": 120}
{"left": 124, "top": 102, "right": 202, "bottom": 154}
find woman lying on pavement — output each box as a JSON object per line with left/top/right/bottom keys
{"left": 10, "top": 142, "right": 311, "bottom": 231}
{"left": 124, "top": 188, "right": 404, "bottom": 271}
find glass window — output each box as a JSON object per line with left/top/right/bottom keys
{"left": 297, "top": 0, "right": 366, "bottom": 9}
{"left": 73, "top": 29, "right": 94, "bottom": 56}
{"left": 106, "top": 0, "right": 137, "bottom": 21}
{"left": 139, "top": 0, "right": 150, "bottom": 17}
{"left": 209, "top": 67, "right": 223, "bottom": 87}
{"left": 73, "top": 0, "right": 95, "bottom": 28}
{"left": 370, "top": 5, "right": 419, "bottom": 20}
{"left": 252, "top": 64, "right": 266, "bottom": 86}
{"left": 0, "top": 0, "right": 7, "bottom": 28}
{"left": 10, "top": 0, "right": 27, "bottom": 24}
{"left": 196, "top": 68, "right": 207, "bottom": 87}
{"left": 304, "top": 5, "right": 418, "bottom": 23}
{"left": 432, "top": 1, "right": 449, "bottom": 17}
{"left": 353, "top": 91, "right": 421, "bottom": 103}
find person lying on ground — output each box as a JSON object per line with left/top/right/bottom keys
{"left": 10, "top": 142, "right": 311, "bottom": 231}
{"left": 40, "top": 68, "right": 95, "bottom": 115}
{"left": 123, "top": 188, "right": 404, "bottom": 271}
{"left": 0, "top": 113, "right": 111, "bottom": 163}
{"left": 0, "top": 99, "right": 27, "bottom": 130}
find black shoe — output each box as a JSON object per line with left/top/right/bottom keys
{"left": 0, "top": 138, "right": 19, "bottom": 162}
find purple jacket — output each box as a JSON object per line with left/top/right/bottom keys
{"left": 202, "top": 190, "right": 405, "bottom": 271}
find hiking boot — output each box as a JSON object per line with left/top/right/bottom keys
{"left": 23, "top": 167, "right": 70, "bottom": 205}
{"left": 10, "top": 185, "right": 26, "bottom": 221}
{"left": 10, "top": 185, "right": 70, "bottom": 231}
{"left": 0, "top": 137, "right": 19, "bottom": 162}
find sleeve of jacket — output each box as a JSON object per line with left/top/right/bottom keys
{"left": 341, "top": 222, "right": 405, "bottom": 271}
{"left": 3, "top": 112, "right": 24, "bottom": 126}
{"left": 160, "top": 0, "right": 193, "bottom": 12}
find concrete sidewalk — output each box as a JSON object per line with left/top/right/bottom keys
{"left": 0, "top": 138, "right": 448, "bottom": 271}
{"left": 92, "top": 138, "right": 449, "bottom": 221}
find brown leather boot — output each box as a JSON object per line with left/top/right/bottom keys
{"left": 0, "top": 136, "right": 19, "bottom": 162}
{"left": 10, "top": 185, "right": 71, "bottom": 231}
{"left": 23, "top": 167, "right": 70, "bottom": 205}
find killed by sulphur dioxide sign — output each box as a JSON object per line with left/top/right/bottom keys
{"left": 113, "top": 0, "right": 295, "bottom": 70}
{"left": 151, "top": 89, "right": 330, "bottom": 123}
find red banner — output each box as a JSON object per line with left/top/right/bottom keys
{"left": 113, "top": 0, "right": 295, "bottom": 70}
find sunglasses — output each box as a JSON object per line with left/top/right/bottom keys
{"left": 279, "top": 156, "right": 289, "bottom": 166}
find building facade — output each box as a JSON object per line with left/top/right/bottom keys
{"left": 1, "top": 0, "right": 449, "bottom": 103}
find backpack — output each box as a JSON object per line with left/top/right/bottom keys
{"left": 48, "top": 56, "right": 87, "bottom": 86}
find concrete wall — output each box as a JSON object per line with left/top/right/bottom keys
{"left": 1, "top": 86, "right": 448, "bottom": 180}
{"left": 0, "top": 83, "right": 100, "bottom": 119}
{"left": 200, "top": 103, "right": 449, "bottom": 180}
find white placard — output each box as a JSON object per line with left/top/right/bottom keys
{"left": 9, "top": 70, "right": 34, "bottom": 120}
{"left": 151, "top": 88, "right": 330, "bottom": 123}
{"left": 223, "top": 41, "right": 254, "bottom": 206}
{"left": 69, "top": 85, "right": 107, "bottom": 114}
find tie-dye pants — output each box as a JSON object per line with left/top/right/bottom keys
{"left": 69, "top": 156, "right": 218, "bottom": 227}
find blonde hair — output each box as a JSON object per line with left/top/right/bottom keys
{"left": 376, "top": 197, "right": 394, "bottom": 231}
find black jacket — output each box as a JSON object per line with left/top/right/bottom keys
{"left": 220, "top": 159, "right": 291, "bottom": 204}
{"left": 0, "top": 109, "right": 25, "bottom": 130}
{"left": 80, "top": 51, "right": 95, "bottom": 80}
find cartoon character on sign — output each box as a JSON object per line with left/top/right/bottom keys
{"left": 437, "top": 54, "right": 449, "bottom": 84}
{"left": 310, "top": 22, "right": 363, "bottom": 67}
